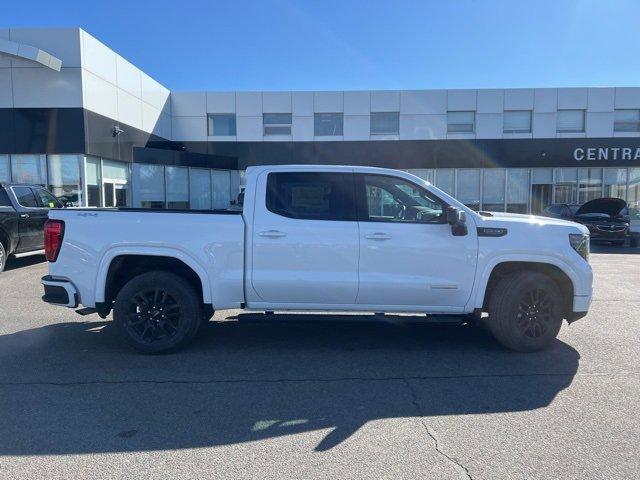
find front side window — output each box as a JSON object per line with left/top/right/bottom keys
{"left": 208, "top": 114, "right": 236, "bottom": 136}
{"left": 360, "top": 175, "right": 445, "bottom": 223}
{"left": 266, "top": 172, "right": 355, "bottom": 221}
{"left": 557, "top": 110, "right": 585, "bottom": 133}
{"left": 11, "top": 186, "right": 39, "bottom": 208}
{"left": 370, "top": 112, "right": 399, "bottom": 135}
{"left": 314, "top": 113, "right": 343, "bottom": 136}
{"left": 503, "top": 110, "right": 532, "bottom": 133}
{"left": 614, "top": 109, "right": 640, "bottom": 132}
{"left": 263, "top": 113, "right": 292, "bottom": 136}
{"left": 447, "top": 111, "right": 475, "bottom": 133}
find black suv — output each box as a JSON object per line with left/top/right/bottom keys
{"left": 0, "top": 184, "right": 64, "bottom": 272}
{"left": 543, "top": 198, "right": 632, "bottom": 246}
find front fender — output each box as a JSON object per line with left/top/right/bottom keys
{"left": 94, "top": 245, "right": 212, "bottom": 304}
{"left": 467, "top": 252, "right": 591, "bottom": 311}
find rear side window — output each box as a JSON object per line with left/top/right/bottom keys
{"left": 34, "top": 188, "right": 63, "bottom": 209}
{"left": 0, "top": 189, "right": 11, "bottom": 207}
{"left": 12, "top": 186, "right": 39, "bottom": 208}
{"left": 266, "top": 172, "right": 356, "bottom": 221}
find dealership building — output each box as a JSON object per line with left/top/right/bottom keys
{"left": 1, "top": 27, "right": 640, "bottom": 216}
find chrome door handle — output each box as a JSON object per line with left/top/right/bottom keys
{"left": 20, "top": 213, "right": 29, "bottom": 219}
{"left": 259, "top": 230, "right": 287, "bottom": 238}
{"left": 365, "top": 232, "right": 392, "bottom": 240}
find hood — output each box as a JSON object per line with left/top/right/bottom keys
{"left": 576, "top": 198, "right": 626, "bottom": 217}
{"left": 478, "top": 211, "right": 587, "bottom": 230}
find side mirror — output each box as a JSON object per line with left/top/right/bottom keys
{"left": 446, "top": 206, "right": 468, "bottom": 236}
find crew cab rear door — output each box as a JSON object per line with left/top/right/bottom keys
{"left": 10, "top": 186, "right": 48, "bottom": 252}
{"left": 355, "top": 173, "right": 478, "bottom": 310}
{"left": 249, "top": 170, "right": 359, "bottom": 306}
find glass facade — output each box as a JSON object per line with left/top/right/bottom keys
{"left": 48, "top": 155, "right": 83, "bottom": 206}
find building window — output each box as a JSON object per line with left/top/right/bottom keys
{"left": 554, "top": 168, "right": 578, "bottom": 204}
{"left": 614, "top": 109, "right": 640, "bottom": 132}
{"left": 136, "top": 164, "right": 166, "bottom": 209}
{"left": 189, "top": 168, "right": 212, "bottom": 210}
{"left": 503, "top": 111, "right": 532, "bottom": 134}
{"left": 557, "top": 110, "right": 585, "bottom": 133}
{"left": 263, "top": 113, "right": 292, "bottom": 136}
{"left": 370, "top": 112, "right": 399, "bottom": 135}
{"left": 48, "top": 155, "right": 83, "bottom": 207}
{"left": 314, "top": 113, "right": 343, "bottom": 136}
{"left": 0, "top": 155, "right": 9, "bottom": 183}
{"left": 578, "top": 168, "right": 603, "bottom": 203}
{"left": 447, "top": 111, "right": 475, "bottom": 133}
{"left": 208, "top": 114, "right": 236, "bottom": 136}
{"left": 482, "top": 169, "right": 506, "bottom": 211}
{"left": 166, "top": 166, "right": 189, "bottom": 209}
{"left": 212, "top": 170, "right": 231, "bottom": 209}
{"left": 603, "top": 168, "right": 627, "bottom": 200}
{"left": 456, "top": 169, "right": 481, "bottom": 210}
{"left": 85, "top": 157, "right": 101, "bottom": 207}
{"left": 506, "top": 169, "right": 529, "bottom": 213}
{"left": 435, "top": 169, "right": 455, "bottom": 195}
{"left": 11, "top": 155, "right": 46, "bottom": 185}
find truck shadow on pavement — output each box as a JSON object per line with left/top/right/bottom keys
{"left": 0, "top": 314, "right": 580, "bottom": 455}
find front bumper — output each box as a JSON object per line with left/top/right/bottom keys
{"left": 568, "top": 294, "right": 592, "bottom": 323}
{"left": 41, "top": 275, "right": 78, "bottom": 308}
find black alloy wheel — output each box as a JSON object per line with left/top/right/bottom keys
{"left": 124, "top": 288, "right": 183, "bottom": 345}
{"left": 516, "top": 287, "right": 553, "bottom": 339}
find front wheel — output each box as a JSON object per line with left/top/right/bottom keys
{"left": 0, "top": 242, "right": 6, "bottom": 273}
{"left": 113, "top": 271, "right": 202, "bottom": 354}
{"left": 487, "top": 272, "right": 563, "bottom": 352}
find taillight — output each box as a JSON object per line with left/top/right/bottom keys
{"left": 44, "top": 219, "right": 65, "bottom": 262}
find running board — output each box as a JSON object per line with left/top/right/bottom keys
{"left": 13, "top": 249, "right": 45, "bottom": 258}
{"left": 75, "top": 307, "right": 97, "bottom": 316}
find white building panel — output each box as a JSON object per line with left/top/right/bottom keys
{"left": 141, "top": 72, "right": 171, "bottom": 113}
{"left": 117, "top": 89, "right": 143, "bottom": 130}
{"left": 314, "top": 91, "right": 343, "bottom": 112}
{"left": 236, "top": 91, "right": 262, "bottom": 116}
{"left": 532, "top": 112, "right": 557, "bottom": 138}
{"left": 343, "top": 115, "right": 370, "bottom": 140}
{"left": 9, "top": 27, "right": 81, "bottom": 68}
{"left": 557, "top": 88, "right": 588, "bottom": 109}
{"left": 142, "top": 102, "right": 163, "bottom": 135}
{"left": 400, "top": 90, "right": 446, "bottom": 114}
{"left": 206, "top": 91, "right": 235, "bottom": 113}
{"left": 292, "top": 116, "right": 314, "bottom": 141}
{"left": 504, "top": 89, "right": 534, "bottom": 110}
{"left": 0, "top": 68, "right": 12, "bottom": 107}
{"left": 447, "top": 89, "right": 476, "bottom": 111}
{"left": 476, "top": 113, "right": 503, "bottom": 138}
{"left": 371, "top": 90, "right": 400, "bottom": 112}
{"left": 587, "top": 88, "right": 614, "bottom": 112}
{"left": 344, "top": 91, "right": 370, "bottom": 114}
{"left": 115, "top": 56, "right": 142, "bottom": 98}
{"left": 236, "top": 116, "right": 263, "bottom": 140}
{"left": 12, "top": 67, "right": 83, "bottom": 108}
{"left": 586, "top": 112, "right": 614, "bottom": 137}
{"left": 80, "top": 30, "right": 117, "bottom": 84}
{"left": 614, "top": 87, "right": 640, "bottom": 108}
{"left": 534, "top": 89, "right": 557, "bottom": 112}
{"left": 171, "top": 116, "right": 207, "bottom": 141}
{"left": 292, "top": 91, "right": 314, "bottom": 116}
{"left": 477, "top": 89, "right": 504, "bottom": 113}
{"left": 82, "top": 69, "right": 118, "bottom": 119}
{"left": 170, "top": 92, "right": 206, "bottom": 117}
{"left": 262, "top": 91, "right": 291, "bottom": 113}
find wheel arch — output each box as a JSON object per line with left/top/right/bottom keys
{"left": 478, "top": 260, "right": 575, "bottom": 319}
{"left": 96, "top": 248, "right": 212, "bottom": 307}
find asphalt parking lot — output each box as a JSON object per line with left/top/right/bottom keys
{"left": 0, "top": 247, "right": 638, "bottom": 479}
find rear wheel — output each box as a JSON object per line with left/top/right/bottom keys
{"left": 487, "top": 272, "right": 563, "bottom": 352}
{"left": 113, "top": 271, "right": 202, "bottom": 353}
{"left": 0, "top": 242, "right": 6, "bottom": 273}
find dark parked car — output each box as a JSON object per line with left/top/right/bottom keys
{"left": 543, "top": 198, "right": 632, "bottom": 246}
{"left": 0, "top": 183, "right": 64, "bottom": 272}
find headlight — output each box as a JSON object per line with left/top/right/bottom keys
{"left": 569, "top": 233, "right": 590, "bottom": 261}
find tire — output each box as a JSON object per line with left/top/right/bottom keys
{"left": 0, "top": 242, "right": 6, "bottom": 273}
{"left": 487, "top": 272, "right": 563, "bottom": 352}
{"left": 113, "top": 271, "right": 202, "bottom": 354}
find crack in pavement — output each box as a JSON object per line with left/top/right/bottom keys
{"left": 403, "top": 378, "right": 474, "bottom": 480}
{"left": 0, "top": 371, "right": 636, "bottom": 388}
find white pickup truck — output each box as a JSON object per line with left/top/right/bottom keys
{"left": 41, "top": 165, "right": 593, "bottom": 353}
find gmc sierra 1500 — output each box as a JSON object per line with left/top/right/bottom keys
{"left": 41, "top": 165, "right": 593, "bottom": 353}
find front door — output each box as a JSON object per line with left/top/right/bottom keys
{"left": 250, "top": 170, "right": 359, "bottom": 306}
{"left": 11, "top": 186, "right": 48, "bottom": 252}
{"left": 356, "top": 174, "right": 478, "bottom": 310}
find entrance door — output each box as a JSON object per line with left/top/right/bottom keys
{"left": 250, "top": 171, "right": 359, "bottom": 306}
{"left": 103, "top": 181, "right": 127, "bottom": 207}
{"left": 356, "top": 173, "right": 478, "bottom": 309}
{"left": 531, "top": 184, "right": 552, "bottom": 214}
